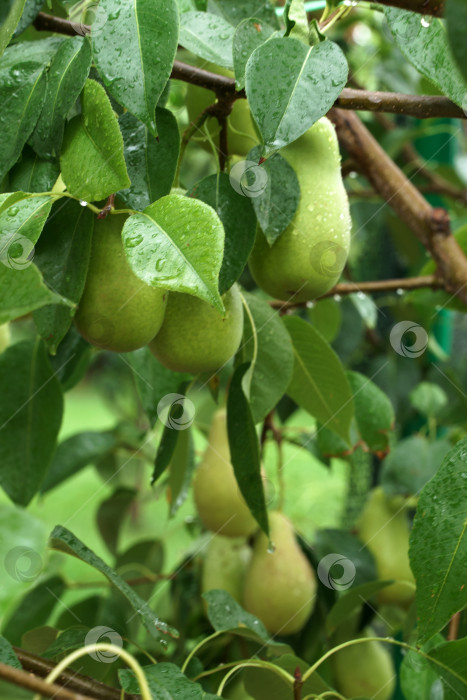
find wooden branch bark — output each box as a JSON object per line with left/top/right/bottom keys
{"left": 0, "top": 662, "right": 95, "bottom": 700}
{"left": 329, "top": 108, "right": 467, "bottom": 306}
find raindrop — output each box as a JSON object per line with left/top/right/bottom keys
{"left": 79, "top": 200, "right": 88, "bottom": 207}
{"left": 7, "top": 207, "right": 19, "bottom": 216}
{"left": 421, "top": 16, "right": 432, "bottom": 28}
{"left": 267, "top": 541, "right": 275, "bottom": 554}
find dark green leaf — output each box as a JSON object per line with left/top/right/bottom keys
{"left": 283, "top": 316, "right": 354, "bottom": 442}
{"left": 179, "top": 11, "right": 234, "bottom": 68}
{"left": 43, "top": 627, "right": 89, "bottom": 659}
{"left": 9, "top": 147, "right": 59, "bottom": 193}
{"left": 446, "top": 0, "right": 467, "bottom": 85}
{"left": 60, "top": 79, "right": 130, "bottom": 201}
{"left": 385, "top": 8, "right": 467, "bottom": 107}
{"left": 120, "top": 663, "right": 218, "bottom": 700}
{"left": 122, "top": 194, "right": 224, "bottom": 311}
{"left": 168, "top": 427, "right": 195, "bottom": 516}
{"left": 245, "top": 146, "right": 300, "bottom": 244}
{"left": 41, "top": 430, "right": 117, "bottom": 494}
{"left": 30, "top": 36, "right": 92, "bottom": 158}
{"left": 313, "top": 529, "right": 378, "bottom": 588}
{"left": 14, "top": 0, "right": 43, "bottom": 37}
{"left": 33, "top": 200, "right": 94, "bottom": 354}
{"left": 427, "top": 639, "right": 467, "bottom": 699}
{"left": 325, "top": 580, "right": 394, "bottom": 636}
{"left": 2, "top": 576, "right": 65, "bottom": 645}
{"left": 93, "top": 0, "right": 179, "bottom": 135}
{"left": 187, "top": 172, "right": 256, "bottom": 293}
{"left": 410, "top": 438, "right": 467, "bottom": 643}
{"left": 246, "top": 37, "right": 348, "bottom": 155}
{"left": 49, "top": 525, "right": 179, "bottom": 641}
{"left": 239, "top": 292, "right": 294, "bottom": 423}
{"left": 381, "top": 436, "right": 451, "bottom": 498}
{"left": 227, "top": 362, "right": 268, "bottom": 534}
{"left": 341, "top": 446, "right": 372, "bottom": 529}
{"left": 347, "top": 370, "right": 394, "bottom": 454}
{"left": 233, "top": 17, "right": 276, "bottom": 90}
{"left": 116, "top": 540, "right": 164, "bottom": 601}
{"left": 0, "top": 262, "right": 68, "bottom": 324}
{"left": 0, "top": 636, "right": 21, "bottom": 668}
{"left": 97, "top": 487, "right": 137, "bottom": 555}
{"left": 49, "top": 326, "right": 92, "bottom": 392}
{"left": 203, "top": 589, "right": 268, "bottom": 637}
{"left": 0, "top": 339, "right": 63, "bottom": 506}
{"left": 214, "top": 0, "right": 279, "bottom": 30}
{"left": 119, "top": 109, "right": 180, "bottom": 211}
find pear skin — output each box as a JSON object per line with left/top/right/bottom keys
{"left": 193, "top": 409, "right": 258, "bottom": 537}
{"left": 0, "top": 323, "right": 11, "bottom": 353}
{"left": 331, "top": 631, "right": 396, "bottom": 700}
{"left": 75, "top": 215, "right": 167, "bottom": 352}
{"left": 202, "top": 535, "right": 251, "bottom": 604}
{"left": 248, "top": 118, "right": 351, "bottom": 302}
{"left": 149, "top": 285, "right": 243, "bottom": 374}
{"left": 243, "top": 511, "right": 317, "bottom": 635}
{"left": 357, "top": 487, "right": 415, "bottom": 606}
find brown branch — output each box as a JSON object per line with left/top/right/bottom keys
{"left": 447, "top": 612, "right": 461, "bottom": 641}
{"left": 329, "top": 108, "right": 467, "bottom": 307}
{"left": 374, "top": 0, "right": 444, "bottom": 17}
{"left": 34, "top": 11, "right": 89, "bottom": 36}
{"left": 0, "top": 662, "right": 95, "bottom": 700}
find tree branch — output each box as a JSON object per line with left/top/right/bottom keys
{"left": 329, "top": 108, "right": 467, "bottom": 307}
{"left": 374, "top": 0, "right": 445, "bottom": 17}
{"left": 0, "top": 662, "right": 95, "bottom": 700}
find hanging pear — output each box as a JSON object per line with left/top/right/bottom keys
{"left": 243, "top": 511, "right": 317, "bottom": 635}
{"left": 248, "top": 118, "right": 351, "bottom": 302}
{"left": 193, "top": 409, "right": 258, "bottom": 537}
{"left": 201, "top": 535, "right": 251, "bottom": 604}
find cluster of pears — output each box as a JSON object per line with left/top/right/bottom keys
{"left": 195, "top": 409, "right": 317, "bottom": 635}
{"left": 248, "top": 117, "right": 351, "bottom": 303}
{"left": 74, "top": 213, "right": 243, "bottom": 374}
{"left": 357, "top": 487, "right": 416, "bottom": 607}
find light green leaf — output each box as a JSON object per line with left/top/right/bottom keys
{"left": 233, "top": 17, "right": 275, "bottom": 90}
{"left": 0, "top": 263, "right": 69, "bottom": 324}
{"left": 0, "top": 194, "right": 53, "bottom": 257}
{"left": 283, "top": 316, "right": 354, "bottom": 442}
{"left": 285, "top": 0, "right": 309, "bottom": 43}
{"left": 179, "top": 11, "right": 234, "bottom": 68}
{"left": 122, "top": 194, "right": 224, "bottom": 311}
{"left": 93, "top": 0, "right": 179, "bottom": 135}
{"left": 167, "top": 427, "right": 195, "bottom": 517}
{"left": 0, "top": 0, "right": 27, "bottom": 56}
{"left": 60, "top": 79, "right": 130, "bottom": 202}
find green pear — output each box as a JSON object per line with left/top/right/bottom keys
{"left": 357, "top": 487, "right": 415, "bottom": 606}
{"left": 185, "top": 62, "right": 257, "bottom": 157}
{"left": 149, "top": 285, "right": 243, "bottom": 374}
{"left": 243, "top": 511, "right": 317, "bottom": 635}
{"left": 331, "top": 631, "right": 396, "bottom": 700}
{"left": 202, "top": 535, "right": 251, "bottom": 604}
{"left": 193, "top": 409, "right": 258, "bottom": 538}
{"left": 248, "top": 118, "right": 351, "bottom": 302}
{"left": 75, "top": 215, "right": 167, "bottom": 352}
{"left": 0, "top": 323, "right": 11, "bottom": 353}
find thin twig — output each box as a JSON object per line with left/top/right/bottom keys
{"left": 447, "top": 612, "right": 461, "bottom": 641}
{"left": 0, "top": 662, "right": 95, "bottom": 700}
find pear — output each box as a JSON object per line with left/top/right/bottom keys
{"left": 202, "top": 535, "right": 251, "bottom": 604}
{"left": 331, "top": 630, "right": 396, "bottom": 700}
{"left": 357, "top": 487, "right": 415, "bottom": 606}
{"left": 0, "top": 323, "right": 11, "bottom": 353}
{"left": 75, "top": 215, "right": 167, "bottom": 352}
{"left": 193, "top": 409, "right": 258, "bottom": 538}
{"left": 243, "top": 511, "right": 317, "bottom": 635}
{"left": 185, "top": 62, "right": 257, "bottom": 157}
{"left": 248, "top": 118, "right": 351, "bottom": 302}
{"left": 149, "top": 285, "right": 243, "bottom": 374}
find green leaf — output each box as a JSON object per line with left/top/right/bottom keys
{"left": 152, "top": 388, "right": 191, "bottom": 484}
{"left": 9, "top": 147, "right": 60, "bottom": 193}
{"left": 285, "top": 0, "right": 309, "bottom": 43}
{"left": 283, "top": 316, "right": 354, "bottom": 442}
{"left": 307, "top": 298, "right": 341, "bottom": 342}
{"left": 410, "top": 381, "right": 448, "bottom": 418}
{"left": 0, "top": 262, "right": 68, "bottom": 324}
{"left": 246, "top": 37, "right": 348, "bottom": 155}
{"left": 97, "top": 487, "right": 137, "bottom": 555}
{"left": 446, "top": 0, "right": 467, "bottom": 85}
{"left": 179, "top": 11, "right": 234, "bottom": 68}
{"left": 214, "top": 0, "right": 279, "bottom": 29}
{"left": 116, "top": 540, "right": 164, "bottom": 601}
{"left": 203, "top": 589, "right": 269, "bottom": 637}
{"left": 427, "top": 639, "right": 467, "bottom": 699}
{"left": 124, "top": 347, "right": 191, "bottom": 426}
{"left": 168, "top": 427, "right": 195, "bottom": 516}
{"left": 340, "top": 446, "right": 372, "bottom": 529}
{"left": 120, "top": 663, "right": 218, "bottom": 700}
{"left": 325, "top": 580, "right": 394, "bottom": 636}
{"left": 30, "top": 36, "right": 92, "bottom": 158}
{"left": 385, "top": 8, "right": 467, "bottom": 108}
{"left": 49, "top": 525, "right": 179, "bottom": 641}
{"left": 400, "top": 634, "right": 445, "bottom": 700}
{"left": 244, "top": 654, "right": 330, "bottom": 699}
{"left": 0, "top": 194, "right": 54, "bottom": 257}
{"left": 92, "top": 0, "right": 179, "bottom": 135}
{"left": 119, "top": 109, "right": 180, "bottom": 211}
{"left": 0, "top": 0, "right": 26, "bottom": 56}
{"left": 381, "top": 436, "right": 451, "bottom": 498}
{"left": 0, "top": 339, "right": 64, "bottom": 506}
{"left": 121, "top": 194, "right": 225, "bottom": 311}
{"left": 41, "top": 430, "right": 118, "bottom": 493}
{"left": 49, "top": 326, "right": 92, "bottom": 392}
{"left": 410, "top": 438, "right": 467, "bottom": 644}
{"left": 0, "top": 636, "right": 21, "bottom": 668}
{"left": 2, "top": 576, "right": 66, "bottom": 645}
{"left": 33, "top": 200, "right": 94, "bottom": 354}
{"left": 0, "top": 38, "right": 64, "bottom": 179}
{"left": 14, "top": 0, "right": 44, "bottom": 37}
{"left": 60, "top": 79, "right": 130, "bottom": 201}
{"left": 227, "top": 362, "right": 268, "bottom": 535}
{"left": 233, "top": 17, "right": 275, "bottom": 90}
{"left": 239, "top": 292, "right": 294, "bottom": 423}
{"left": 313, "top": 528, "right": 378, "bottom": 587}
{"left": 187, "top": 172, "right": 256, "bottom": 294}
{"left": 346, "top": 370, "right": 394, "bottom": 455}
{"left": 246, "top": 145, "right": 300, "bottom": 245}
